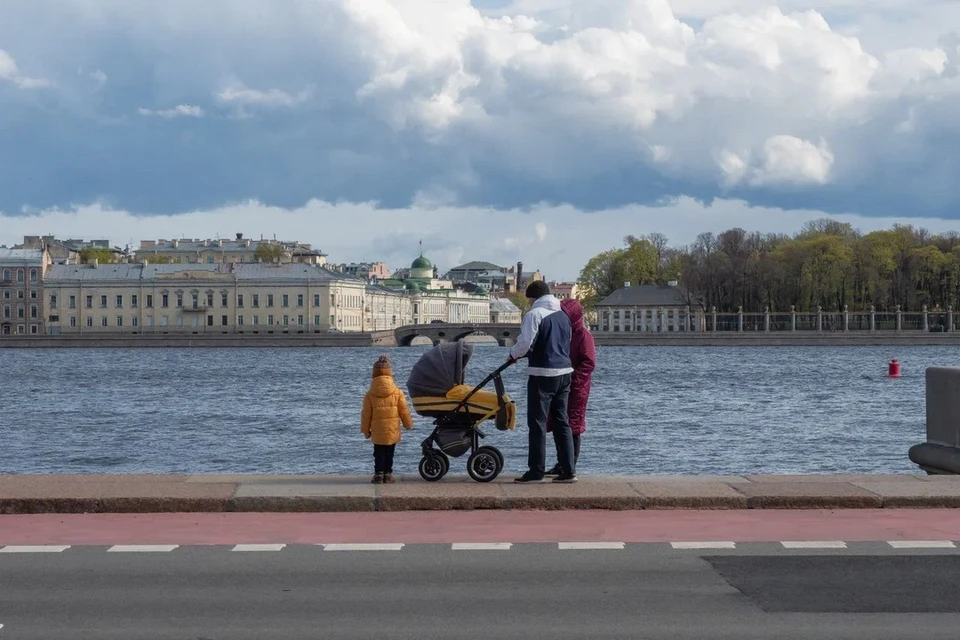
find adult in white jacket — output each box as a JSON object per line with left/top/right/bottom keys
{"left": 507, "top": 281, "right": 577, "bottom": 483}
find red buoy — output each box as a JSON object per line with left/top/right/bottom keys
{"left": 888, "top": 359, "right": 901, "bottom": 378}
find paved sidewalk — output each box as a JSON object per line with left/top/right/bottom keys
{"left": 2, "top": 473, "right": 960, "bottom": 513}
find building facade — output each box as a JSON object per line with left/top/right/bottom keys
{"left": 135, "top": 234, "right": 327, "bottom": 266}
{"left": 595, "top": 281, "right": 705, "bottom": 332}
{"left": 489, "top": 297, "right": 522, "bottom": 323}
{"left": 43, "top": 263, "right": 366, "bottom": 335}
{"left": 331, "top": 262, "right": 391, "bottom": 282}
{"left": 0, "top": 248, "right": 51, "bottom": 336}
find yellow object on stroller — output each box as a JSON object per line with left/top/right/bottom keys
{"left": 406, "top": 342, "right": 515, "bottom": 482}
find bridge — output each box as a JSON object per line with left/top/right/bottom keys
{"left": 394, "top": 323, "right": 522, "bottom": 347}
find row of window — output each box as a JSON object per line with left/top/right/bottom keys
{"left": 2, "top": 289, "right": 37, "bottom": 300}
{"left": 52, "top": 292, "right": 330, "bottom": 310}
{"left": 2, "top": 304, "right": 39, "bottom": 319}
{"left": 0, "top": 268, "right": 39, "bottom": 283}
{"left": 5, "top": 325, "right": 39, "bottom": 335}
{"left": 62, "top": 314, "right": 337, "bottom": 328}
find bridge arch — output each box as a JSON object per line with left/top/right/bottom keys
{"left": 394, "top": 323, "right": 521, "bottom": 348}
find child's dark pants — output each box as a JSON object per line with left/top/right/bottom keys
{"left": 374, "top": 444, "right": 396, "bottom": 474}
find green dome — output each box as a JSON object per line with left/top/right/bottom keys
{"left": 474, "top": 285, "right": 488, "bottom": 296}
{"left": 405, "top": 280, "right": 421, "bottom": 291}
{"left": 411, "top": 255, "right": 433, "bottom": 269}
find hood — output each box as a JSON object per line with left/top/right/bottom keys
{"left": 531, "top": 294, "right": 561, "bottom": 312}
{"left": 369, "top": 376, "right": 398, "bottom": 398}
{"left": 561, "top": 298, "right": 584, "bottom": 329}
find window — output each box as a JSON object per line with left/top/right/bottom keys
{"left": 30, "top": 268, "right": 38, "bottom": 280}
{"left": 314, "top": 315, "right": 321, "bottom": 326}
{"left": 101, "top": 317, "right": 108, "bottom": 327}
{"left": 30, "top": 325, "right": 38, "bottom": 334}
{"left": 282, "top": 294, "right": 289, "bottom": 308}
{"left": 207, "top": 315, "right": 214, "bottom": 327}
{"left": 100, "top": 295, "right": 107, "bottom": 308}
{"left": 2, "top": 304, "right": 8, "bottom": 319}
{"left": 86, "top": 295, "right": 93, "bottom": 309}
{"left": 17, "top": 290, "right": 23, "bottom": 299}
{"left": 116, "top": 294, "right": 123, "bottom": 308}
{"left": 117, "top": 316, "right": 123, "bottom": 327}
{"left": 17, "top": 304, "right": 24, "bottom": 319}
{"left": 283, "top": 315, "right": 289, "bottom": 326}
{"left": 2, "top": 290, "right": 8, "bottom": 299}
{"left": 268, "top": 294, "right": 274, "bottom": 307}
{"left": 146, "top": 317, "right": 154, "bottom": 327}
{"left": 221, "top": 293, "right": 228, "bottom": 307}
{"left": 206, "top": 256, "right": 214, "bottom": 264}
{"left": 314, "top": 294, "right": 321, "bottom": 306}
{"left": 1, "top": 269, "right": 8, "bottom": 281}
{"left": 238, "top": 294, "right": 244, "bottom": 308}
{"left": 238, "top": 315, "right": 244, "bottom": 326}
{"left": 17, "top": 269, "right": 24, "bottom": 283}
{"left": 268, "top": 315, "right": 274, "bottom": 325}
{"left": 31, "top": 305, "right": 38, "bottom": 319}
{"left": 131, "top": 294, "right": 139, "bottom": 308}
{"left": 221, "top": 315, "right": 228, "bottom": 326}
{"left": 87, "top": 317, "right": 93, "bottom": 327}
{"left": 17, "top": 324, "right": 24, "bottom": 334}
{"left": 31, "top": 289, "right": 37, "bottom": 299}
{"left": 176, "top": 294, "right": 183, "bottom": 307}
{"left": 132, "top": 317, "right": 138, "bottom": 327}
{"left": 206, "top": 293, "right": 214, "bottom": 306}
{"left": 69, "top": 295, "right": 76, "bottom": 309}
{"left": 297, "top": 294, "right": 304, "bottom": 307}
{"left": 161, "top": 315, "right": 169, "bottom": 327}
{"left": 161, "top": 293, "right": 169, "bottom": 308}
{"left": 146, "top": 294, "right": 153, "bottom": 308}
{"left": 192, "top": 294, "right": 199, "bottom": 309}
{"left": 253, "top": 316, "right": 259, "bottom": 326}
{"left": 70, "top": 317, "right": 76, "bottom": 328}
{"left": 50, "top": 294, "right": 58, "bottom": 308}
{"left": 253, "top": 294, "right": 260, "bottom": 308}
{"left": 298, "top": 315, "right": 304, "bottom": 326}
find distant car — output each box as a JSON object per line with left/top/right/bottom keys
{"left": 327, "top": 327, "right": 344, "bottom": 333}
{"left": 430, "top": 319, "right": 444, "bottom": 324}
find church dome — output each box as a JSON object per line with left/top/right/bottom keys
{"left": 411, "top": 255, "right": 432, "bottom": 270}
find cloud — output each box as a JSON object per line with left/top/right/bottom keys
{"left": 535, "top": 222, "right": 547, "bottom": 242}
{"left": 137, "top": 105, "right": 205, "bottom": 119}
{"left": 7, "top": 198, "right": 960, "bottom": 283}
{"left": 0, "top": 0, "right": 957, "bottom": 222}
{"left": 0, "top": 48, "right": 48, "bottom": 88}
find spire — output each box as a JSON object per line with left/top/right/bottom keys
{"left": 419, "top": 239, "right": 423, "bottom": 257}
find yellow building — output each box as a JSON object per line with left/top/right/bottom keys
{"left": 135, "top": 233, "right": 327, "bottom": 266}
{"left": 43, "top": 262, "right": 365, "bottom": 335}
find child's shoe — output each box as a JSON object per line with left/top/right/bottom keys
{"left": 371, "top": 473, "right": 384, "bottom": 484}
{"left": 383, "top": 473, "right": 396, "bottom": 484}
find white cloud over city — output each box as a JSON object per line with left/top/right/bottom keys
{"left": 1, "top": 0, "right": 958, "bottom": 279}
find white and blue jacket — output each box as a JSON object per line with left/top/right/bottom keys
{"left": 510, "top": 295, "right": 574, "bottom": 377}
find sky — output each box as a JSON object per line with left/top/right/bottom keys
{"left": 1, "top": 0, "right": 958, "bottom": 281}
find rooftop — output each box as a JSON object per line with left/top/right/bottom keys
{"left": 597, "top": 283, "right": 693, "bottom": 307}
{"left": 44, "top": 262, "right": 349, "bottom": 284}
{"left": 449, "top": 261, "right": 505, "bottom": 272}
{"left": 0, "top": 248, "right": 45, "bottom": 264}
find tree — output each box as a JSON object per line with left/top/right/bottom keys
{"left": 79, "top": 248, "right": 114, "bottom": 264}
{"left": 254, "top": 243, "right": 286, "bottom": 263}
{"left": 507, "top": 291, "right": 531, "bottom": 314}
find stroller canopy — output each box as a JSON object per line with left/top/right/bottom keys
{"left": 407, "top": 341, "right": 474, "bottom": 398}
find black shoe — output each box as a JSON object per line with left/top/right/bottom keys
{"left": 552, "top": 474, "right": 578, "bottom": 484}
{"left": 514, "top": 471, "right": 545, "bottom": 483}
{"left": 545, "top": 465, "right": 562, "bottom": 477}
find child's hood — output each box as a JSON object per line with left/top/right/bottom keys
{"left": 368, "top": 376, "right": 399, "bottom": 398}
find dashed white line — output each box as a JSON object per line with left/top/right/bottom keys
{"left": 232, "top": 544, "right": 286, "bottom": 552}
{"left": 107, "top": 545, "right": 179, "bottom": 553}
{"left": 887, "top": 540, "right": 956, "bottom": 549}
{"left": 670, "top": 541, "right": 737, "bottom": 550}
{"left": 322, "top": 543, "right": 404, "bottom": 551}
{"left": 558, "top": 542, "right": 625, "bottom": 550}
{"left": 451, "top": 543, "right": 512, "bottom": 551}
{"left": 0, "top": 545, "right": 70, "bottom": 553}
{"left": 781, "top": 541, "right": 848, "bottom": 549}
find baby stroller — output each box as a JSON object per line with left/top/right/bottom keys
{"left": 406, "top": 341, "right": 516, "bottom": 482}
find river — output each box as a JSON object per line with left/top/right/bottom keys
{"left": 0, "top": 345, "right": 949, "bottom": 475}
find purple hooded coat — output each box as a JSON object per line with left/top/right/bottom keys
{"left": 547, "top": 298, "right": 596, "bottom": 435}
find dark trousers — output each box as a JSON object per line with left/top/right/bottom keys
{"left": 527, "top": 374, "right": 575, "bottom": 477}
{"left": 373, "top": 444, "right": 395, "bottom": 474}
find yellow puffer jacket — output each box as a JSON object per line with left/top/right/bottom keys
{"left": 361, "top": 376, "right": 414, "bottom": 445}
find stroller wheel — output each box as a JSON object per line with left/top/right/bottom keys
{"left": 484, "top": 446, "right": 504, "bottom": 472}
{"left": 467, "top": 447, "right": 501, "bottom": 483}
{"left": 419, "top": 453, "right": 448, "bottom": 482}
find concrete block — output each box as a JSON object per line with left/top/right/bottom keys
{"left": 630, "top": 482, "right": 747, "bottom": 509}
{"left": 743, "top": 474, "right": 922, "bottom": 483}
{"left": 376, "top": 480, "right": 501, "bottom": 511}
{"left": 732, "top": 482, "right": 882, "bottom": 509}
{"left": 226, "top": 496, "right": 375, "bottom": 512}
{"left": 853, "top": 481, "right": 960, "bottom": 508}
{"left": 499, "top": 482, "right": 644, "bottom": 510}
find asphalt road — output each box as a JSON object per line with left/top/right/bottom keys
{"left": 2, "top": 546, "right": 960, "bottom": 640}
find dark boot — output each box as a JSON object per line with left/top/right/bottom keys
{"left": 383, "top": 473, "right": 395, "bottom": 484}
{"left": 371, "top": 473, "right": 384, "bottom": 484}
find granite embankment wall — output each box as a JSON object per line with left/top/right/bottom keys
{"left": 0, "top": 332, "right": 396, "bottom": 349}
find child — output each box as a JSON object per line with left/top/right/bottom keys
{"left": 361, "top": 354, "right": 413, "bottom": 484}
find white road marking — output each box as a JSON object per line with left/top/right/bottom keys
{"left": 780, "top": 541, "right": 848, "bottom": 549}
{"left": 558, "top": 542, "right": 625, "bottom": 550}
{"left": 670, "top": 541, "right": 737, "bottom": 549}
{"left": 451, "top": 543, "right": 512, "bottom": 551}
{"left": 322, "top": 543, "right": 404, "bottom": 551}
{"left": 0, "top": 545, "right": 70, "bottom": 553}
{"left": 232, "top": 544, "right": 286, "bottom": 552}
{"left": 887, "top": 540, "right": 956, "bottom": 549}
{"left": 107, "top": 545, "right": 179, "bottom": 553}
